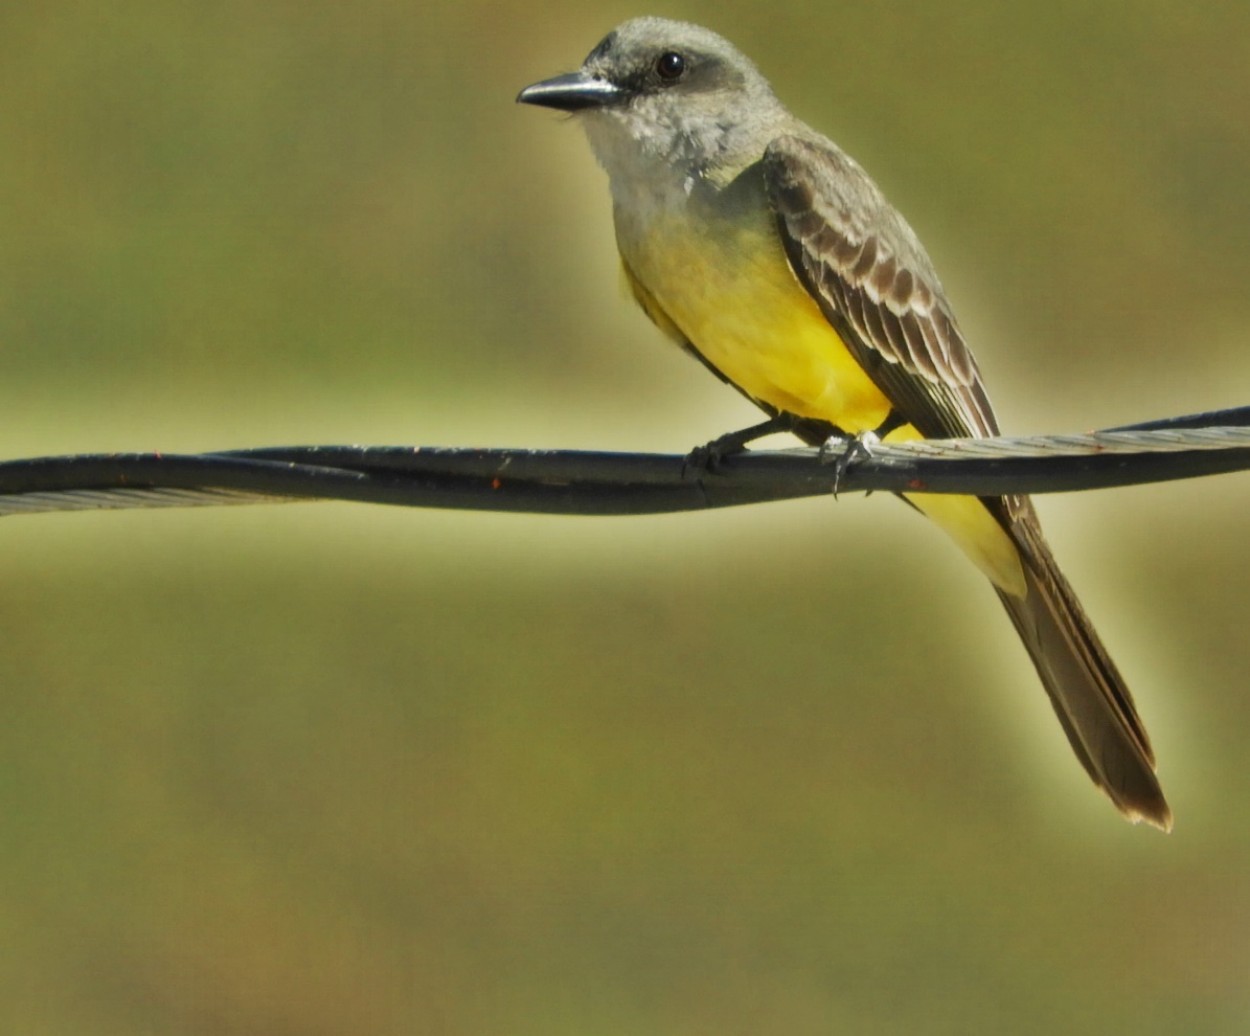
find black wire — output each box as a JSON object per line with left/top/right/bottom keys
{"left": 1105, "top": 404, "right": 1250, "bottom": 432}
{"left": 1, "top": 405, "right": 1247, "bottom": 518}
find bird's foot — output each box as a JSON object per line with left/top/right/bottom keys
{"left": 683, "top": 414, "right": 806, "bottom": 477}
{"left": 819, "top": 430, "right": 880, "bottom": 498}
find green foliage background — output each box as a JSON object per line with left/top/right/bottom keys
{"left": 2, "top": 2, "right": 1249, "bottom": 1032}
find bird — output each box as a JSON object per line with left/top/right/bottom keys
{"left": 517, "top": 17, "right": 1170, "bottom": 829}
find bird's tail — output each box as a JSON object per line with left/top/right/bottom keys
{"left": 997, "top": 512, "right": 1171, "bottom": 830}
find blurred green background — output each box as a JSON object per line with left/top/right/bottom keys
{"left": 2, "top": 2, "right": 1249, "bottom": 1032}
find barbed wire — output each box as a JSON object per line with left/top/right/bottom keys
{"left": 1, "top": 405, "right": 1247, "bottom": 519}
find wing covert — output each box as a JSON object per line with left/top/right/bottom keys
{"left": 764, "top": 134, "right": 998, "bottom": 440}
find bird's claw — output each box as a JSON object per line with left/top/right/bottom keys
{"left": 820, "top": 430, "right": 879, "bottom": 498}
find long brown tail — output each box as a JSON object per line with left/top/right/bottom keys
{"left": 996, "top": 503, "right": 1171, "bottom": 829}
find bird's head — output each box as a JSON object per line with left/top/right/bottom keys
{"left": 518, "top": 18, "right": 783, "bottom": 182}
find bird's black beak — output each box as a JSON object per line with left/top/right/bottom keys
{"left": 516, "top": 71, "right": 625, "bottom": 111}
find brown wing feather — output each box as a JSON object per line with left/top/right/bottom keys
{"left": 764, "top": 134, "right": 996, "bottom": 441}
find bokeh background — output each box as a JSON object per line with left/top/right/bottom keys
{"left": 3, "top": 2, "right": 1249, "bottom": 1032}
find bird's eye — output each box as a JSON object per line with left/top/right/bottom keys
{"left": 655, "top": 51, "right": 686, "bottom": 81}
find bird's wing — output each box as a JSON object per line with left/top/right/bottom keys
{"left": 766, "top": 135, "right": 1169, "bottom": 825}
{"left": 764, "top": 134, "right": 998, "bottom": 441}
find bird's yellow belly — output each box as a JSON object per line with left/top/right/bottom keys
{"left": 629, "top": 218, "right": 892, "bottom": 433}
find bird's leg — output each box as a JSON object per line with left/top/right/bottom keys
{"left": 684, "top": 413, "right": 842, "bottom": 475}
{"left": 818, "top": 408, "right": 907, "bottom": 497}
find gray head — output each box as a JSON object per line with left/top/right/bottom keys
{"left": 517, "top": 18, "right": 787, "bottom": 181}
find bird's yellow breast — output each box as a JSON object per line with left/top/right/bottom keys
{"left": 621, "top": 206, "right": 893, "bottom": 434}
